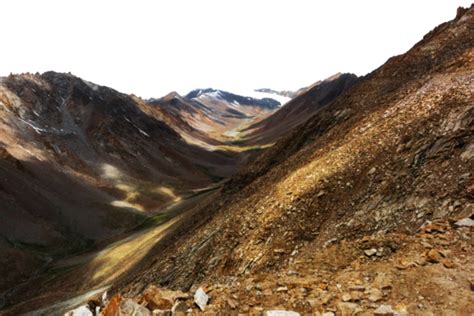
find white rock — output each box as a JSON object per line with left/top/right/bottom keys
{"left": 64, "top": 305, "right": 93, "bottom": 316}
{"left": 455, "top": 217, "right": 474, "bottom": 227}
{"left": 194, "top": 287, "right": 209, "bottom": 311}
{"left": 264, "top": 311, "right": 300, "bottom": 316}
{"left": 364, "top": 248, "right": 377, "bottom": 256}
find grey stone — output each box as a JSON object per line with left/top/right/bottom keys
{"left": 193, "top": 287, "right": 209, "bottom": 311}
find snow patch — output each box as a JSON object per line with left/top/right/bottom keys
{"left": 205, "top": 90, "right": 223, "bottom": 99}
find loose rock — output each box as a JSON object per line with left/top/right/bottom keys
{"left": 454, "top": 217, "right": 474, "bottom": 227}
{"left": 194, "top": 287, "right": 209, "bottom": 311}
{"left": 364, "top": 248, "right": 377, "bottom": 257}
{"left": 120, "top": 299, "right": 151, "bottom": 316}
{"left": 426, "top": 249, "right": 443, "bottom": 263}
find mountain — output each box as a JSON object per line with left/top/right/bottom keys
{"left": 0, "top": 73, "right": 289, "bottom": 312}
{"left": 0, "top": 72, "right": 240, "bottom": 296}
{"left": 147, "top": 88, "right": 280, "bottom": 150}
{"left": 185, "top": 88, "right": 281, "bottom": 110}
{"left": 93, "top": 6, "right": 473, "bottom": 315}
{"left": 2, "top": 5, "right": 474, "bottom": 316}
{"left": 245, "top": 73, "right": 359, "bottom": 144}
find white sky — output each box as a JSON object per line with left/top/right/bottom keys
{"left": 0, "top": 0, "right": 471, "bottom": 98}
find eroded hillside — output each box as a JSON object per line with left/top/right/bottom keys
{"left": 97, "top": 6, "right": 474, "bottom": 315}
{"left": 0, "top": 72, "right": 282, "bottom": 303}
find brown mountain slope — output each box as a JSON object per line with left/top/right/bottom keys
{"left": 104, "top": 6, "right": 474, "bottom": 315}
{"left": 0, "top": 72, "right": 238, "bottom": 294}
{"left": 244, "top": 73, "right": 359, "bottom": 145}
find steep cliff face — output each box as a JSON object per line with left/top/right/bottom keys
{"left": 111, "top": 6, "right": 473, "bottom": 315}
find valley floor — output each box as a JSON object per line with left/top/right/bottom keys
{"left": 2, "top": 188, "right": 220, "bottom": 315}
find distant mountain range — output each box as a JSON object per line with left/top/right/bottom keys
{"left": 185, "top": 88, "right": 281, "bottom": 110}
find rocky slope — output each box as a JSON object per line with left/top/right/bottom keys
{"left": 245, "top": 73, "right": 358, "bottom": 145}
{"left": 0, "top": 72, "right": 239, "bottom": 296}
{"left": 96, "top": 6, "right": 474, "bottom": 315}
